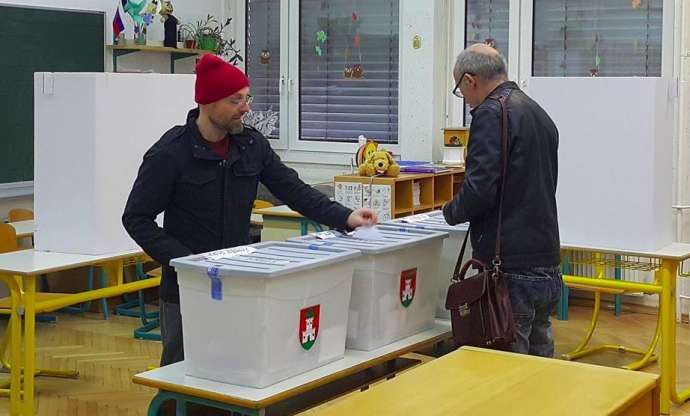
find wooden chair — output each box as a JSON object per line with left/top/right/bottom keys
{"left": 253, "top": 199, "right": 274, "bottom": 210}
{"left": 0, "top": 223, "right": 19, "bottom": 254}
{"left": 7, "top": 208, "right": 33, "bottom": 222}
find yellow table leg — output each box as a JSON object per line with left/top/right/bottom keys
{"left": 622, "top": 311, "right": 660, "bottom": 370}
{"left": 0, "top": 274, "right": 23, "bottom": 415}
{"left": 23, "top": 274, "right": 36, "bottom": 416}
{"left": 100, "top": 260, "right": 124, "bottom": 287}
{"left": 659, "top": 259, "right": 675, "bottom": 415}
{"left": 0, "top": 322, "right": 78, "bottom": 382}
{"left": 561, "top": 254, "right": 661, "bottom": 370}
{"left": 663, "top": 259, "right": 690, "bottom": 410}
{"left": 562, "top": 255, "right": 604, "bottom": 361}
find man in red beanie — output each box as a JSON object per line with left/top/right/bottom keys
{"left": 123, "top": 54, "right": 377, "bottom": 366}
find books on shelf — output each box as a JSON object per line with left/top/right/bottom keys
{"left": 398, "top": 161, "right": 452, "bottom": 174}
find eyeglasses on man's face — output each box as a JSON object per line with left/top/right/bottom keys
{"left": 451, "top": 72, "right": 475, "bottom": 98}
{"left": 227, "top": 94, "right": 253, "bottom": 106}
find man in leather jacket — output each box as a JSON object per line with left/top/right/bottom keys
{"left": 443, "top": 44, "right": 561, "bottom": 357}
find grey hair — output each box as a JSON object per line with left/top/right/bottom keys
{"left": 453, "top": 45, "right": 507, "bottom": 81}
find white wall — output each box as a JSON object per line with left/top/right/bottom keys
{"left": 398, "top": 0, "right": 448, "bottom": 162}
{"left": 678, "top": 1, "right": 690, "bottom": 242}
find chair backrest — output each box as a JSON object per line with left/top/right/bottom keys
{"left": 0, "top": 223, "right": 19, "bottom": 254}
{"left": 8, "top": 208, "right": 34, "bottom": 222}
{"left": 253, "top": 199, "right": 274, "bottom": 210}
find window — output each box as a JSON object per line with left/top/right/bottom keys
{"left": 532, "top": 0, "right": 662, "bottom": 77}
{"left": 465, "top": 0, "right": 510, "bottom": 63}
{"left": 463, "top": 0, "right": 510, "bottom": 125}
{"left": 298, "top": 0, "right": 399, "bottom": 144}
{"left": 246, "top": 0, "right": 281, "bottom": 139}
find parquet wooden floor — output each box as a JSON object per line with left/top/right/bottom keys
{"left": 2, "top": 305, "right": 690, "bottom": 415}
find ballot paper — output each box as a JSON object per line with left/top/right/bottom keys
{"left": 314, "top": 230, "right": 343, "bottom": 240}
{"left": 204, "top": 246, "right": 257, "bottom": 261}
{"left": 350, "top": 226, "right": 384, "bottom": 240}
{"left": 401, "top": 213, "right": 430, "bottom": 223}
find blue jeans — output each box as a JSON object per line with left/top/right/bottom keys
{"left": 504, "top": 265, "right": 562, "bottom": 357}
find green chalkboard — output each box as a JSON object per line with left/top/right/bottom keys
{"left": 0, "top": 5, "right": 104, "bottom": 184}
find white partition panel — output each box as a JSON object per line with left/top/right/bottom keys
{"left": 528, "top": 77, "right": 674, "bottom": 251}
{"left": 34, "top": 72, "right": 195, "bottom": 254}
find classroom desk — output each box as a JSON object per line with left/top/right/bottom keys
{"left": 557, "top": 242, "right": 690, "bottom": 414}
{"left": 250, "top": 213, "right": 263, "bottom": 227}
{"left": 7, "top": 220, "right": 34, "bottom": 239}
{"left": 0, "top": 248, "right": 160, "bottom": 416}
{"left": 252, "top": 205, "right": 324, "bottom": 241}
{"left": 133, "top": 321, "right": 451, "bottom": 416}
{"left": 315, "top": 346, "right": 660, "bottom": 416}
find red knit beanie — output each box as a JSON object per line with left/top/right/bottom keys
{"left": 194, "top": 54, "right": 250, "bottom": 104}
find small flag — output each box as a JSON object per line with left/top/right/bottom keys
{"left": 113, "top": 8, "right": 125, "bottom": 39}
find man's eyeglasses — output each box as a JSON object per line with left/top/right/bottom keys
{"left": 228, "top": 94, "right": 253, "bottom": 105}
{"left": 451, "top": 72, "right": 474, "bottom": 98}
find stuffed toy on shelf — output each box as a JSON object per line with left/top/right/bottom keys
{"left": 358, "top": 150, "right": 400, "bottom": 177}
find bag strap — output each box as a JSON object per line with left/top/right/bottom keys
{"left": 493, "top": 92, "right": 510, "bottom": 272}
{"left": 451, "top": 87, "right": 512, "bottom": 280}
{"left": 452, "top": 227, "right": 471, "bottom": 280}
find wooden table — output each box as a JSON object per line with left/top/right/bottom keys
{"left": 133, "top": 322, "right": 451, "bottom": 416}
{"left": 556, "top": 242, "right": 690, "bottom": 414}
{"left": 250, "top": 213, "right": 263, "bottom": 227}
{"left": 0, "top": 248, "right": 160, "bottom": 415}
{"left": 315, "top": 346, "right": 660, "bottom": 416}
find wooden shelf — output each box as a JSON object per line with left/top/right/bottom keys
{"left": 108, "top": 44, "right": 209, "bottom": 54}
{"left": 107, "top": 44, "right": 210, "bottom": 73}
{"left": 334, "top": 170, "right": 463, "bottom": 222}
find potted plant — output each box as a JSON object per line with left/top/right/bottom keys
{"left": 181, "top": 15, "right": 242, "bottom": 64}
{"left": 180, "top": 25, "right": 196, "bottom": 49}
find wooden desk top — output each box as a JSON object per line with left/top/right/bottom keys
{"left": 250, "top": 213, "right": 263, "bottom": 226}
{"left": 0, "top": 248, "right": 144, "bottom": 276}
{"left": 561, "top": 242, "right": 690, "bottom": 261}
{"left": 132, "top": 322, "right": 451, "bottom": 409}
{"left": 315, "top": 346, "right": 659, "bottom": 416}
{"left": 253, "top": 205, "right": 304, "bottom": 219}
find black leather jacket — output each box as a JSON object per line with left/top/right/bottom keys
{"left": 443, "top": 82, "right": 560, "bottom": 269}
{"left": 123, "top": 109, "right": 352, "bottom": 302}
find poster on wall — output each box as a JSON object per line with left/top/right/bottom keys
{"left": 363, "top": 184, "right": 392, "bottom": 222}
{"left": 334, "top": 182, "right": 363, "bottom": 210}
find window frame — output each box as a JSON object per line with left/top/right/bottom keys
{"left": 448, "top": 0, "right": 516, "bottom": 127}
{"left": 518, "top": 0, "right": 676, "bottom": 87}
{"left": 241, "top": 0, "right": 290, "bottom": 149}
{"left": 241, "top": 0, "right": 402, "bottom": 157}
{"left": 288, "top": 0, "right": 401, "bottom": 154}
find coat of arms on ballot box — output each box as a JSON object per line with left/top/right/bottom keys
{"left": 299, "top": 305, "right": 320, "bottom": 350}
{"left": 400, "top": 268, "right": 417, "bottom": 308}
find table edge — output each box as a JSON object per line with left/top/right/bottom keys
{"left": 132, "top": 330, "right": 451, "bottom": 409}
